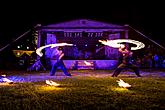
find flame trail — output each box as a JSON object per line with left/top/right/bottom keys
{"left": 99, "top": 39, "right": 145, "bottom": 50}
{"left": 36, "top": 43, "right": 73, "bottom": 57}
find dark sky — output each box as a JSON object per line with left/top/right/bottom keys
{"left": 0, "top": 1, "right": 164, "bottom": 48}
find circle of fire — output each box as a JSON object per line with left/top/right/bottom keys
{"left": 36, "top": 43, "right": 73, "bottom": 57}
{"left": 99, "top": 39, "right": 145, "bottom": 50}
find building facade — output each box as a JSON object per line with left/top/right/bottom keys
{"left": 36, "top": 19, "right": 129, "bottom": 69}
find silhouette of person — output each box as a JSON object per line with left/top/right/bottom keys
{"left": 112, "top": 44, "right": 141, "bottom": 77}
{"left": 50, "top": 47, "right": 71, "bottom": 76}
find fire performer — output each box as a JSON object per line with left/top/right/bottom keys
{"left": 50, "top": 47, "right": 71, "bottom": 76}
{"left": 112, "top": 44, "right": 141, "bottom": 77}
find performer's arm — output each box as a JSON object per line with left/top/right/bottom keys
{"left": 58, "top": 53, "right": 64, "bottom": 60}
{"left": 96, "top": 46, "right": 105, "bottom": 53}
{"left": 118, "top": 48, "right": 129, "bottom": 54}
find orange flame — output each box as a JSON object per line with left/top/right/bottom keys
{"left": 46, "top": 80, "right": 60, "bottom": 86}
{"left": 1, "top": 74, "right": 13, "bottom": 84}
{"left": 117, "top": 79, "right": 131, "bottom": 88}
{"left": 84, "top": 61, "right": 92, "bottom": 66}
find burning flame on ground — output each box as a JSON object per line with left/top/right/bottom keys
{"left": 1, "top": 75, "right": 6, "bottom": 77}
{"left": 0, "top": 75, "right": 13, "bottom": 84}
{"left": 117, "top": 79, "right": 131, "bottom": 88}
{"left": 46, "top": 80, "right": 60, "bottom": 86}
{"left": 84, "top": 61, "right": 92, "bottom": 66}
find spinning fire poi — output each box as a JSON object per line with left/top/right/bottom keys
{"left": 98, "top": 39, "right": 145, "bottom": 50}
{"left": 36, "top": 43, "right": 73, "bottom": 57}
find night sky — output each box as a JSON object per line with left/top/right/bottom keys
{"left": 0, "top": 1, "right": 164, "bottom": 49}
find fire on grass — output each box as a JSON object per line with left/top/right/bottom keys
{"left": 45, "top": 80, "right": 60, "bottom": 86}
{"left": 36, "top": 80, "right": 64, "bottom": 92}
{"left": 110, "top": 79, "right": 132, "bottom": 92}
{"left": 117, "top": 79, "right": 131, "bottom": 88}
{"left": 0, "top": 75, "right": 14, "bottom": 86}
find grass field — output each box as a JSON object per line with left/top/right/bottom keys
{"left": 0, "top": 70, "right": 165, "bottom": 110}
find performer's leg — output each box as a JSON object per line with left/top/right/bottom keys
{"left": 59, "top": 60, "right": 71, "bottom": 76}
{"left": 50, "top": 62, "right": 58, "bottom": 76}
{"left": 112, "top": 68, "right": 122, "bottom": 77}
{"left": 39, "top": 61, "right": 46, "bottom": 71}
{"left": 112, "top": 63, "right": 125, "bottom": 77}
{"left": 129, "top": 64, "right": 141, "bottom": 77}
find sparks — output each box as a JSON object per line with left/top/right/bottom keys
{"left": 99, "top": 39, "right": 145, "bottom": 50}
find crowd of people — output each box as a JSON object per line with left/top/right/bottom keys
{"left": 132, "top": 53, "right": 165, "bottom": 69}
